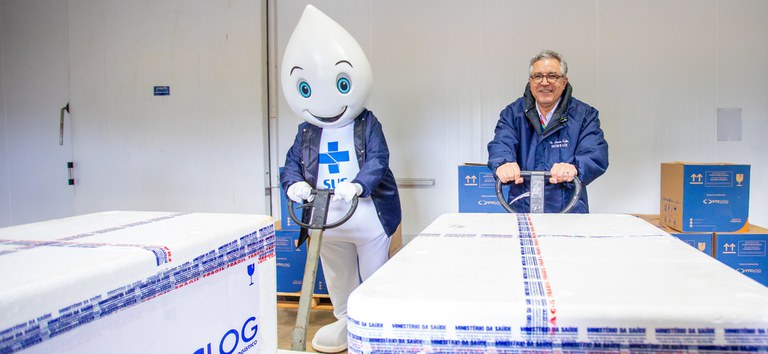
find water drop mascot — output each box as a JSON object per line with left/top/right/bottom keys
{"left": 279, "top": 5, "right": 402, "bottom": 353}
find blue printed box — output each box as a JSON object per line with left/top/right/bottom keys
{"left": 633, "top": 214, "right": 713, "bottom": 256}
{"left": 275, "top": 230, "right": 328, "bottom": 294}
{"left": 660, "top": 162, "right": 750, "bottom": 232}
{"left": 458, "top": 164, "right": 509, "bottom": 213}
{"left": 279, "top": 167, "right": 304, "bottom": 231}
{"left": 670, "top": 232, "right": 714, "bottom": 256}
{"left": 715, "top": 225, "right": 768, "bottom": 287}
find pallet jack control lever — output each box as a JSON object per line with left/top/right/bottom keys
{"left": 496, "top": 170, "right": 582, "bottom": 213}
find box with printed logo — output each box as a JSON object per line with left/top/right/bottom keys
{"left": 632, "top": 214, "right": 714, "bottom": 256}
{"left": 715, "top": 225, "right": 768, "bottom": 287}
{"left": 276, "top": 230, "right": 328, "bottom": 294}
{"left": 458, "top": 164, "right": 509, "bottom": 213}
{"left": 660, "top": 162, "right": 750, "bottom": 232}
{"left": 670, "top": 232, "right": 714, "bottom": 257}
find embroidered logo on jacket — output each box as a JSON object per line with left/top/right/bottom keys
{"left": 549, "top": 139, "right": 569, "bottom": 149}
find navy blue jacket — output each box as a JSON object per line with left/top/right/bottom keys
{"left": 487, "top": 83, "right": 609, "bottom": 213}
{"left": 281, "top": 109, "right": 401, "bottom": 242}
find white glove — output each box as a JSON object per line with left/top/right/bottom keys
{"left": 333, "top": 181, "right": 363, "bottom": 203}
{"left": 286, "top": 181, "right": 313, "bottom": 203}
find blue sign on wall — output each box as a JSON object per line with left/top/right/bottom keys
{"left": 153, "top": 86, "right": 170, "bottom": 96}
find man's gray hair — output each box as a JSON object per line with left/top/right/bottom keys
{"left": 529, "top": 50, "right": 568, "bottom": 77}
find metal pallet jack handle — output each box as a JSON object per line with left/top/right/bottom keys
{"left": 495, "top": 170, "right": 582, "bottom": 213}
{"left": 287, "top": 189, "right": 358, "bottom": 351}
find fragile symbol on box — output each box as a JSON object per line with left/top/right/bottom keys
{"left": 736, "top": 174, "right": 745, "bottom": 186}
{"left": 247, "top": 264, "right": 255, "bottom": 286}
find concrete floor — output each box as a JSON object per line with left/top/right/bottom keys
{"left": 277, "top": 307, "right": 348, "bottom": 353}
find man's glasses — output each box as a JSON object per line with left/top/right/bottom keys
{"left": 530, "top": 74, "right": 562, "bottom": 84}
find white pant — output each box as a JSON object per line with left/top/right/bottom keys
{"left": 319, "top": 230, "right": 390, "bottom": 319}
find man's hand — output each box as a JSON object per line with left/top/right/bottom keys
{"left": 286, "top": 181, "right": 313, "bottom": 203}
{"left": 496, "top": 162, "right": 524, "bottom": 184}
{"left": 549, "top": 163, "right": 577, "bottom": 184}
{"left": 333, "top": 181, "right": 362, "bottom": 203}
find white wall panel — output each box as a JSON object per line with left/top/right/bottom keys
{"left": 274, "top": 0, "right": 768, "bottom": 240}
{"left": 0, "top": 4, "right": 7, "bottom": 226}
{"left": 5, "top": 0, "right": 764, "bottom": 230}
{"left": 0, "top": 0, "right": 73, "bottom": 226}
{"left": 68, "top": 0, "right": 267, "bottom": 215}
{"left": 596, "top": 0, "right": 718, "bottom": 214}
{"left": 715, "top": 0, "right": 768, "bottom": 227}
{"left": 368, "top": 1, "right": 484, "bottom": 242}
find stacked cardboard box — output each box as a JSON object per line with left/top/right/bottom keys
{"left": 715, "top": 225, "right": 768, "bottom": 287}
{"left": 275, "top": 168, "right": 404, "bottom": 296}
{"left": 635, "top": 214, "right": 767, "bottom": 287}
{"left": 275, "top": 229, "right": 329, "bottom": 294}
{"left": 660, "top": 162, "right": 750, "bottom": 232}
{"left": 634, "top": 214, "right": 713, "bottom": 256}
{"left": 458, "top": 163, "right": 508, "bottom": 213}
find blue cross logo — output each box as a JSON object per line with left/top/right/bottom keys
{"left": 319, "top": 142, "right": 350, "bottom": 174}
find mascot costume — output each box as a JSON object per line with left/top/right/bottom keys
{"left": 279, "top": 5, "right": 402, "bottom": 353}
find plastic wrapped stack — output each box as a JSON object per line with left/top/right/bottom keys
{"left": 348, "top": 213, "right": 768, "bottom": 353}
{"left": 0, "top": 211, "right": 276, "bottom": 354}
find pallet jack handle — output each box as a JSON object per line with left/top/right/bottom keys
{"left": 495, "top": 170, "right": 582, "bottom": 213}
{"left": 286, "top": 189, "right": 358, "bottom": 351}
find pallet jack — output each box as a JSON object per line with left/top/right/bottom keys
{"left": 496, "top": 171, "right": 582, "bottom": 213}
{"left": 287, "top": 189, "right": 358, "bottom": 351}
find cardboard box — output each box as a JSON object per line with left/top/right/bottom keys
{"left": 275, "top": 226, "right": 401, "bottom": 294}
{"left": 458, "top": 164, "right": 508, "bottom": 213}
{"left": 715, "top": 225, "right": 768, "bottom": 287}
{"left": 635, "top": 214, "right": 766, "bottom": 286}
{"left": 275, "top": 230, "right": 328, "bottom": 294}
{"left": 633, "top": 214, "right": 713, "bottom": 256}
{"left": 660, "top": 162, "right": 750, "bottom": 232}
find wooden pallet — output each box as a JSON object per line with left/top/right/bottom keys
{"left": 277, "top": 292, "right": 334, "bottom": 310}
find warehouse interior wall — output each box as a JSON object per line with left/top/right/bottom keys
{"left": 0, "top": 0, "right": 269, "bottom": 226}
{"left": 1, "top": 1, "right": 766, "bottom": 244}
{"left": 0, "top": 0, "right": 73, "bottom": 226}
{"left": 273, "top": 0, "right": 768, "bottom": 242}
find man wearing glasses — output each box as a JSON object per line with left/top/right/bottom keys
{"left": 487, "top": 50, "right": 608, "bottom": 213}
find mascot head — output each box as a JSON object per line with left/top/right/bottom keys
{"left": 281, "top": 5, "right": 372, "bottom": 129}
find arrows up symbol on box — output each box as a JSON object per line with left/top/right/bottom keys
{"left": 465, "top": 175, "right": 478, "bottom": 186}
{"left": 690, "top": 173, "right": 703, "bottom": 184}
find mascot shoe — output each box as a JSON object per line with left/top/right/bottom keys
{"left": 311, "top": 316, "right": 348, "bottom": 353}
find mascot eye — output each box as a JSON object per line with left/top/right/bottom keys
{"left": 298, "top": 81, "right": 312, "bottom": 98}
{"left": 337, "top": 77, "right": 351, "bottom": 94}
